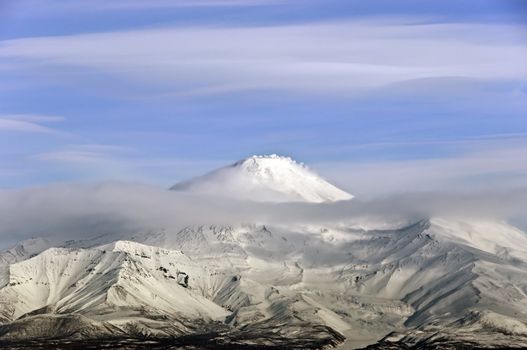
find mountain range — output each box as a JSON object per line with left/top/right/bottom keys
{"left": 0, "top": 155, "right": 526, "bottom": 349}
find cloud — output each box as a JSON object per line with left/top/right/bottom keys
{"left": 1, "top": 114, "right": 65, "bottom": 123}
{"left": 4, "top": 141, "right": 527, "bottom": 245}
{"left": 1, "top": 20, "right": 525, "bottom": 95}
{"left": 36, "top": 144, "right": 132, "bottom": 163}
{"left": 34, "top": 145, "right": 137, "bottom": 182}
{"left": 34, "top": 144, "right": 227, "bottom": 185}
{"left": 0, "top": 114, "right": 66, "bottom": 134}
{"left": 0, "top": 181, "right": 525, "bottom": 247}
{"left": 316, "top": 141, "right": 527, "bottom": 196}
{"left": 37, "top": 151, "right": 109, "bottom": 164}
{"left": 6, "top": 0, "right": 281, "bottom": 17}
{"left": 31, "top": 137, "right": 527, "bottom": 194}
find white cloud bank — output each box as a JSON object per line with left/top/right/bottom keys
{"left": 0, "top": 182, "right": 525, "bottom": 248}
{"left": 1, "top": 20, "right": 526, "bottom": 95}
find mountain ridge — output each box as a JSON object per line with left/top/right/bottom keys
{"left": 0, "top": 157, "right": 525, "bottom": 348}
{"left": 0, "top": 216, "right": 526, "bottom": 348}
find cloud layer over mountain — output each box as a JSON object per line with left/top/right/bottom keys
{"left": 1, "top": 182, "right": 526, "bottom": 247}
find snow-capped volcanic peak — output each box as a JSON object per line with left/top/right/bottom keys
{"left": 171, "top": 154, "right": 353, "bottom": 203}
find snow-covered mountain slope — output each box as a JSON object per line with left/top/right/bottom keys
{"left": 0, "top": 242, "right": 227, "bottom": 324}
{"left": 0, "top": 241, "right": 239, "bottom": 346}
{"left": 0, "top": 238, "right": 51, "bottom": 266}
{"left": 1, "top": 217, "right": 527, "bottom": 348}
{"left": 170, "top": 154, "right": 353, "bottom": 203}
{"left": 0, "top": 239, "right": 346, "bottom": 348}
{"left": 0, "top": 238, "right": 51, "bottom": 288}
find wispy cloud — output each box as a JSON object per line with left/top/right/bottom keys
{"left": 36, "top": 144, "right": 129, "bottom": 167}
{"left": 1, "top": 20, "right": 525, "bottom": 95}
{"left": 6, "top": 0, "right": 282, "bottom": 16}
{"left": 36, "top": 151, "right": 108, "bottom": 164}
{"left": 316, "top": 142, "right": 527, "bottom": 196}
{"left": 0, "top": 114, "right": 66, "bottom": 134}
{"left": 34, "top": 144, "right": 227, "bottom": 185}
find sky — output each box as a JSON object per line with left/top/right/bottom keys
{"left": 1, "top": 0, "right": 527, "bottom": 195}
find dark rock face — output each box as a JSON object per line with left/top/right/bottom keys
{"left": 0, "top": 317, "right": 345, "bottom": 350}
{"left": 358, "top": 330, "right": 527, "bottom": 350}
{"left": 177, "top": 272, "right": 189, "bottom": 288}
{"left": 0, "top": 314, "right": 123, "bottom": 341}
{"left": 360, "top": 340, "right": 527, "bottom": 350}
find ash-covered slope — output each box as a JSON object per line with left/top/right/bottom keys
{"left": 170, "top": 154, "right": 353, "bottom": 203}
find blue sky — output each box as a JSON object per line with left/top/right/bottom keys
{"left": 1, "top": 0, "right": 526, "bottom": 194}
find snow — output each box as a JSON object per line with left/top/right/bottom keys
{"left": 1, "top": 216, "right": 527, "bottom": 348}
{"left": 0, "top": 237, "right": 51, "bottom": 288}
{"left": 170, "top": 154, "right": 353, "bottom": 203}
{"left": 0, "top": 242, "right": 229, "bottom": 328}
{"left": 0, "top": 156, "right": 526, "bottom": 348}
{"left": 429, "top": 217, "right": 527, "bottom": 261}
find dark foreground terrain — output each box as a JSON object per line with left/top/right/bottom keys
{"left": 2, "top": 337, "right": 527, "bottom": 350}
{"left": 0, "top": 330, "right": 344, "bottom": 350}
{"left": 360, "top": 342, "right": 527, "bottom": 350}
